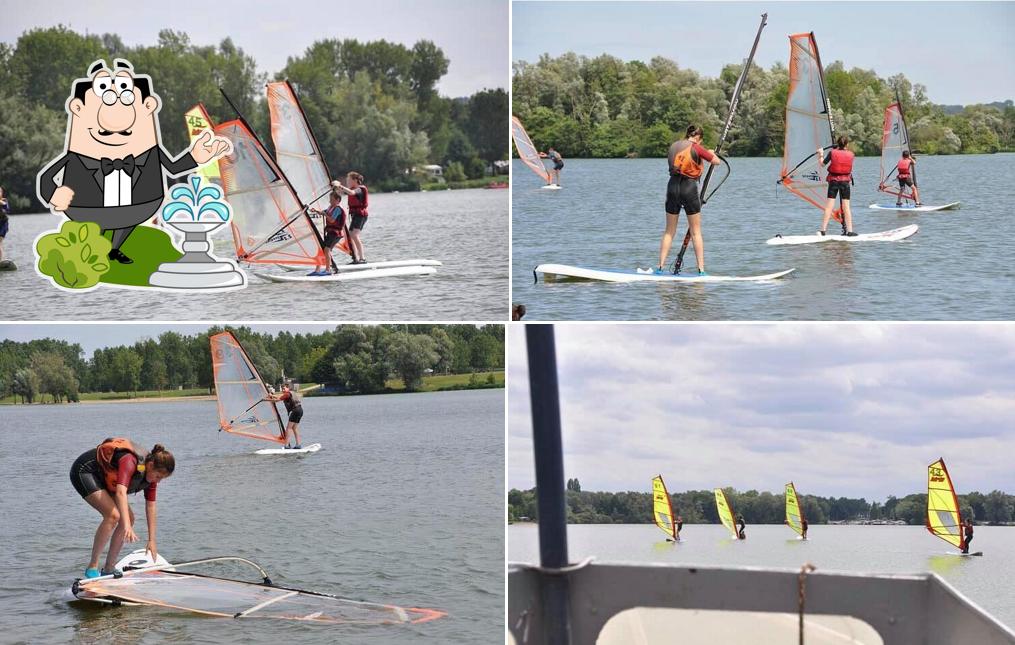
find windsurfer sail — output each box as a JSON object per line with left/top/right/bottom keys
{"left": 210, "top": 331, "right": 286, "bottom": 445}
{"left": 511, "top": 117, "right": 552, "bottom": 184}
{"left": 785, "top": 482, "right": 805, "bottom": 537}
{"left": 214, "top": 116, "right": 331, "bottom": 267}
{"left": 652, "top": 475, "right": 678, "bottom": 541}
{"left": 777, "top": 33, "right": 842, "bottom": 224}
{"left": 72, "top": 552, "right": 446, "bottom": 624}
{"left": 184, "top": 104, "right": 221, "bottom": 184}
{"left": 714, "top": 488, "right": 739, "bottom": 539}
{"left": 877, "top": 91, "right": 915, "bottom": 201}
{"left": 926, "top": 458, "right": 966, "bottom": 551}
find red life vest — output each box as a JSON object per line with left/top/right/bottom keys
{"left": 348, "top": 185, "right": 369, "bottom": 217}
{"left": 897, "top": 157, "right": 913, "bottom": 179}
{"left": 827, "top": 148, "right": 854, "bottom": 182}
{"left": 95, "top": 438, "right": 148, "bottom": 494}
{"left": 323, "top": 205, "right": 345, "bottom": 234}
{"left": 670, "top": 142, "right": 704, "bottom": 179}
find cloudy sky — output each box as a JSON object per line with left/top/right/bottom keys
{"left": 513, "top": 2, "right": 1015, "bottom": 105}
{"left": 1, "top": 0, "right": 507, "bottom": 97}
{"left": 509, "top": 324, "right": 1015, "bottom": 501}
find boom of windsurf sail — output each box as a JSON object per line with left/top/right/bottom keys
{"left": 652, "top": 475, "right": 677, "bottom": 540}
{"left": 777, "top": 32, "right": 841, "bottom": 223}
{"left": 72, "top": 554, "right": 446, "bottom": 624}
{"left": 877, "top": 91, "right": 915, "bottom": 200}
{"left": 927, "top": 458, "right": 964, "bottom": 550}
{"left": 785, "top": 482, "right": 805, "bottom": 536}
{"left": 215, "top": 117, "right": 330, "bottom": 266}
{"left": 184, "top": 104, "right": 221, "bottom": 183}
{"left": 699, "top": 13, "right": 767, "bottom": 205}
{"left": 714, "top": 488, "right": 738, "bottom": 538}
{"left": 210, "top": 331, "right": 286, "bottom": 444}
{"left": 511, "top": 116, "right": 552, "bottom": 184}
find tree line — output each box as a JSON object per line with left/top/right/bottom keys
{"left": 512, "top": 52, "right": 1014, "bottom": 159}
{"left": 0, "top": 325, "right": 504, "bottom": 403}
{"left": 0, "top": 26, "right": 508, "bottom": 212}
{"left": 508, "top": 483, "right": 1015, "bottom": 526}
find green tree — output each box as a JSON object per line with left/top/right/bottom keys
{"left": 386, "top": 332, "right": 439, "bottom": 392}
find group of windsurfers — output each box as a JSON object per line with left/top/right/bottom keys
{"left": 71, "top": 383, "right": 307, "bottom": 579}
{"left": 307, "top": 171, "right": 369, "bottom": 276}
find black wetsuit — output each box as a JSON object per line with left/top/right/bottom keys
{"left": 963, "top": 524, "right": 973, "bottom": 553}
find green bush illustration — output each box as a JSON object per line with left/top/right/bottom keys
{"left": 36, "top": 221, "right": 112, "bottom": 289}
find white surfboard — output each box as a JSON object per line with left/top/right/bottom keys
{"left": 944, "top": 551, "right": 983, "bottom": 557}
{"left": 255, "top": 442, "right": 322, "bottom": 455}
{"left": 535, "top": 264, "right": 795, "bottom": 283}
{"left": 254, "top": 265, "right": 437, "bottom": 283}
{"left": 279, "top": 259, "right": 442, "bottom": 273}
{"left": 868, "top": 201, "right": 961, "bottom": 212}
{"left": 540, "top": 184, "right": 563, "bottom": 190}
{"left": 766, "top": 224, "right": 918, "bottom": 245}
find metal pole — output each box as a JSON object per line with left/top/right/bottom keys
{"left": 525, "top": 324, "right": 572, "bottom": 645}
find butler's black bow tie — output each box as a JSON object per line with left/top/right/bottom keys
{"left": 100, "top": 155, "right": 136, "bottom": 176}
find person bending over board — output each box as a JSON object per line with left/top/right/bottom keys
{"left": 657, "top": 125, "right": 720, "bottom": 276}
{"left": 70, "top": 439, "right": 175, "bottom": 578}
{"left": 962, "top": 518, "right": 974, "bottom": 554}
{"left": 817, "top": 136, "right": 858, "bottom": 237}
{"left": 332, "top": 172, "right": 368, "bottom": 264}
{"left": 540, "top": 147, "right": 564, "bottom": 186}
{"left": 896, "top": 150, "right": 921, "bottom": 206}
{"left": 308, "top": 190, "right": 347, "bottom": 276}
{"left": 266, "top": 382, "right": 304, "bottom": 449}
{"left": 737, "top": 513, "right": 747, "bottom": 540}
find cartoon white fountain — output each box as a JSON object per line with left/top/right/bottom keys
{"left": 148, "top": 176, "right": 245, "bottom": 289}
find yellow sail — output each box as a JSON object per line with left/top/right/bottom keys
{"left": 927, "top": 458, "right": 964, "bottom": 549}
{"left": 785, "top": 482, "right": 805, "bottom": 536}
{"left": 184, "top": 104, "right": 221, "bottom": 183}
{"left": 652, "top": 475, "right": 677, "bottom": 540}
{"left": 714, "top": 488, "right": 738, "bottom": 538}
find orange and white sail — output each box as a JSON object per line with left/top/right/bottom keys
{"left": 877, "top": 93, "right": 915, "bottom": 200}
{"left": 214, "top": 118, "right": 329, "bottom": 267}
{"left": 210, "top": 331, "right": 286, "bottom": 444}
{"left": 778, "top": 33, "right": 841, "bottom": 223}
{"left": 511, "top": 116, "right": 551, "bottom": 183}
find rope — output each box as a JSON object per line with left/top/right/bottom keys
{"left": 798, "top": 562, "right": 816, "bottom": 645}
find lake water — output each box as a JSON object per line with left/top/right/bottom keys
{"left": 0, "top": 389, "right": 504, "bottom": 644}
{"left": 508, "top": 523, "right": 1015, "bottom": 630}
{"left": 511, "top": 154, "right": 1015, "bottom": 320}
{"left": 0, "top": 189, "right": 508, "bottom": 321}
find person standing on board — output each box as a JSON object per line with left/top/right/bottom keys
{"left": 266, "top": 382, "right": 304, "bottom": 449}
{"left": 657, "top": 125, "right": 720, "bottom": 276}
{"left": 540, "top": 147, "right": 564, "bottom": 186}
{"left": 70, "top": 439, "right": 175, "bottom": 578}
{"left": 308, "top": 190, "right": 347, "bottom": 276}
{"left": 676, "top": 515, "right": 684, "bottom": 540}
{"left": 737, "top": 513, "right": 747, "bottom": 540}
{"left": 332, "top": 172, "right": 368, "bottom": 264}
{"left": 817, "top": 135, "right": 858, "bottom": 236}
{"left": 801, "top": 518, "right": 809, "bottom": 539}
{"left": 0, "top": 186, "right": 10, "bottom": 262}
{"left": 962, "top": 518, "right": 974, "bottom": 554}
{"left": 896, "top": 150, "right": 921, "bottom": 206}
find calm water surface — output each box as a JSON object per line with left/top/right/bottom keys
{"left": 509, "top": 523, "right": 1015, "bottom": 629}
{"left": 0, "top": 390, "right": 504, "bottom": 644}
{"left": 512, "top": 154, "right": 1015, "bottom": 320}
{"left": 1, "top": 189, "right": 508, "bottom": 321}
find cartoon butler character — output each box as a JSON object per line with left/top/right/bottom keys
{"left": 37, "top": 59, "right": 230, "bottom": 264}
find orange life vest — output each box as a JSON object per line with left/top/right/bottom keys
{"left": 671, "top": 142, "right": 704, "bottom": 179}
{"left": 897, "top": 157, "right": 913, "bottom": 179}
{"left": 826, "top": 148, "right": 854, "bottom": 182}
{"left": 95, "top": 438, "right": 148, "bottom": 494}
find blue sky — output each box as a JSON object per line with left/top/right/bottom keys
{"left": 513, "top": 1, "right": 1015, "bottom": 105}
{"left": 508, "top": 324, "right": 1015, "bottom": 500}
{"left": 0, "top": 0, "right": 507, "bottom": 96}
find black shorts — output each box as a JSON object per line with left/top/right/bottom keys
{"left": 323, "top": 231, "right": 343, "bottom": 248}
{"left": 665, "top": 174, "right": 701, "bottom": 215}
{"left": 70, "top": 449, "right": 104, "bottom": 499}
{"left": 553, "top": 161, "right": 564, "bottom": 170}
{"left": 287, "top": 407, "right": 304, "bottom": 423}
{"left": 898, "top": 176, "right": 914, "bottom": 188}
{"left": 827, "top": 181, "right": 851, "bottom": 200}
{"left": 350, "top": 214, "right": 367, "bottom": 231}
